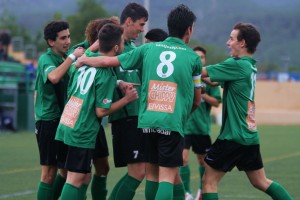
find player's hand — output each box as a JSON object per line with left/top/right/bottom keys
{"left": 200, "top": 84, "right": 206, "bottom": 94}
{"left": 73, "top": 47, "right": 85, "bottom": 59}
{"left": 118, "top": 81, "right": 140, "bottom": 93}
{"left": 124, "top": 85, "right": 139, "bottom": 102}
{"left": 75, "top": 54, "right": 87, "bottom": 68}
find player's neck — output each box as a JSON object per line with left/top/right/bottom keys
{"left": 100, "top": 51, "right": 116, "bottom": 57}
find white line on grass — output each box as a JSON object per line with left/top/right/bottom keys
{"left": 0, "top": 190, "right": 35, "bottom": 199}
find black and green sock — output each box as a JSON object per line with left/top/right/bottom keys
{"left": 53, "top": 174, "right": 66, "bottom": 200}
{"left": 173, "top": 182, "right": 185, "bottom": 200}
{"left": 179, "top": 165, "right": 191, "bottom": 193}
{"left": 113, "top": 175, "right": 141, "bottom": 200}
{"left": 108, "top": 173, "right": 128, "bottom": 200}
{"left": 91, "top": 175, "right": 107, "bottom": 200}
{"left": 37, "top": 182, "right": 53, "bottom": 200}
{"left": 202, "top": 193, "right": 218, "bottom": 200}
{"left": 145, "top": 180, "right": 159, "bottom": 200}
{"left": 265, "top": 181, "right": 293, "bottom": 200}
{"left": 80, "top": 183, "right": 89, "bottom": 200}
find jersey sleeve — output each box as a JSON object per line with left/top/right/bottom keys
{"left": 117, "top": 44, "right": 146, "bottom": 70}
{"left": 206, "top": 58, "right": 245, "bottom": 82}
{"left": 95, "top": 70, "right": 117, "bottom": 109}
{"left": 40, "top": 56, "right": 57, "bottom": 84}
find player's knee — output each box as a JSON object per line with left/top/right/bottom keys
{"left": 41, "top": 174, "right": 56, "bottom": 183}
{"left": 250, "top": 178, "right": 272, "bottom": 191}
{"left": 128, "top": 165, "right": 146, "bottom": 180}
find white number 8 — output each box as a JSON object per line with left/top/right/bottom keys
{"left": 156, "top": 51, "right": 176, "bottom": 78}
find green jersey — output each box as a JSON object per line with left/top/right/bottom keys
{"left": 68, "top": 39, "right": 90, "bottom": 54}
{"left": 184, "top": 84, "right": 221, "bottom": 135}
{"left": 109, "top": 40, "right": 141, "bottom": 122}
{"left": 206, "top": 56, "right": 259, "bottom": 145}
{"left": 117, "top": 37, "right": 202, "bottom": 136}
{"left": 34, "top": 48, "right": 69, "bottom": 121}
{"left": 67, "top": 39, "right": 90, "bottom": 77}
{"left": 55, "top": 51, "right": 116, "bottom": 149}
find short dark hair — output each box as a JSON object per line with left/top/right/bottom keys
{"left": 120, "top": 2, "right": 148, "bottom": 24}
{"left": 233, "top": 22, "right": 261, "bottom": 54}
{"left": 193, "top": 46, "right": 206, "bottom": 55}
{"left": 44, "top": 20, "right": 69, "bottom": 42}
{"left": 0, "top": 31, "right": 11, "bottom": 45}
{"left": 98, "top": 24, "right": 124, "bottom": 53}
{"left": 145, "top": 28, "right": 168, "bottom": 42}
{"left": 167, "top": 4, "right": 196, "bottom": 38}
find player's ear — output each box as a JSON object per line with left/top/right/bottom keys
{"left": 125, "top": 17, "right": 133, "bottom": 27}
{"left": 114, "top": 44, "right": 119, "bottom": 53}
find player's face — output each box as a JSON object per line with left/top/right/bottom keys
{"left": 195, "top": 50, "right": 206, "bottom": 66}
{"left": 226, "top": 29, "right": 243, "bottom": 57}
{"left": 49, "top": 29, "right": 71, "bottom": 57}
{"left": 125, "top": 17, "right": 147, "bottom": 40}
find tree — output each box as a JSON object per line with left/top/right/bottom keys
{"left": 67, "top": 0, "right": 110, "bottom": 45}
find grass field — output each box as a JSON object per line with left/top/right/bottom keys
{"left": 0, "top": 124, "right": 299, "bottom": 200}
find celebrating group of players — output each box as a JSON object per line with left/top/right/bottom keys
{"left": 34, "top": 2, "right": 293, "bottom": 200}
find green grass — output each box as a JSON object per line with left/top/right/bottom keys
{"left": 0, "top": 124, "right": 299, "bottom": 200}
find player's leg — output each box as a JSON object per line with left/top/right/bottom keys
{"left": 241, "top": 145, "right": 293, "bottom": 200}
{"left": 145, "top": 162, "right": 159, "bottom": 200}
{"left": 36, "top": 120, "right": 59, "bottom": 200}
{"left": 246, "top": 169, "right": 293, "bottom": 199}
{"left": 194, "top": 135, "right": 212, "bottom": 200}
{"left": 173, "top": 169, "right": 186, "bottom": 200}
{"left": 60, "top": 146, "right": 93, "bottom": 200}
{"left": 144, "top": 132, "right": 159, "bottom": 200}
{"left": 109, "top": 117, "right": 146, "bottom": 200}
{"left": 92, "top": 157, "right": 109, "bottom": 200}
{"left": 91, "top": 125, "right": 110, "bottom": 200}
{"left": 155, "top": 131, "right": 184, "bottom": 200}
{"left": 202, "top": 139, "right": 241, "bottom": 200}
{"left": 179, "top": 135, "right": 192, "bottom": 199}
{"left": 53, "top": 141, "right": 68, "bottom": 199}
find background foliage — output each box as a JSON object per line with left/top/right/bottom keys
{"left": 0, "top": 0, "right": 300, "bottom": 70}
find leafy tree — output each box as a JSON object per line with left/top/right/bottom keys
{"left": 67, "top": 0, "right": 110, "bottom": 46}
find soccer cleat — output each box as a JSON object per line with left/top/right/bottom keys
{"left": 195, "top": 189, "right": 202, "bottom": 200}
{"left": 185, "top": 192, "right": 194, "bottom": 200}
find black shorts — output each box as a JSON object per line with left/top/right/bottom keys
{"left": 65, "top": 146, "right": 94, "bottom": 174}
{"left": 35, "top": 120, "right": 59, "bottom": 166}
{"left": 184, "top": 134, "right": 212, "bottom": 154}
{"left": 111, "top": 116, "right": 146, "bottom": 167}
{"left": 204, "top": 139, "right": 263, "bottom": 172}
{"left": 57, "top": 140, "right": 68, "bottom": 169}
{"left": 93, "top": 125, "right": 109, "bottom": 159}
{"left": 144, "top": 128, "right": 184, "bottom": 167}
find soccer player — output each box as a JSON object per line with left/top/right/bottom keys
{"left": 201, "top": 22, "right": 293, "bottom": 200}
{"left": 68, "top": 17, "right": 120, "bottom": 200}
{"left": 144, "top": 28, "right": 168, "bottom": 43}
{"left": 34, "top": 20, "right": 85, "bottom": 200}
{"left": 93, "top": 3, "right": 149, "bottom": 200}
{"left": 56, "top": 23, "right": 139, "bottom": 200}
{"left": 76, "top": 4, "right": 202, "bottom": 200}
{"left": 180, "top": 46, "right": 222, "bottom": 200}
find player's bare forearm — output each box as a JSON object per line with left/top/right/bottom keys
{"left": 76, "top": 55, "right": 120, "bottom": 68}
{"left": 191, "top": 87, "right": 201, "bottom": 112}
